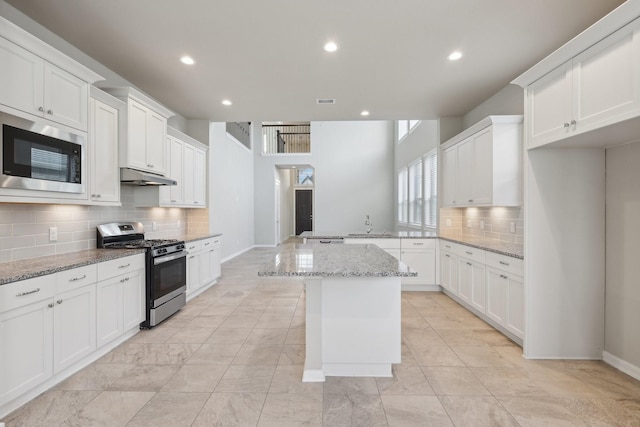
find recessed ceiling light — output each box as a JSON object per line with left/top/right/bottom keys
{"left": 324, "top": 41, "right": 338, "bottom": 52}
{"left": 361, "top": 110, "right": 370, "bottom": 116}
{"left": 221, "top": 99, "right": 232, "bottom": 106}
{"left": 180, "top": 55, "right": 195, "bottom": 65}
{"left": 448, "top": 51, "right": 463, "bottom": 61}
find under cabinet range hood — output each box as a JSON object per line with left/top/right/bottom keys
{"left": 120, "top": 168, "right": 177, "bottom": 186}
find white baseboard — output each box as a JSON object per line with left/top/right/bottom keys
{"left": 221, "top": 246, "right": 254, "bottom": 263}
{"left": 401, "top": 284, "right": 442, "bottom": 292}
{"left": 252, "top": 244, "right": 277, "bottom": 248}
{"left": 603, "top": 351, "right": 640, "bottom": 381}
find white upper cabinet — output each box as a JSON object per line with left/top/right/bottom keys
{"left": 103, "top": 87, "right": 174, "bottom": 176}
{"left": 136, "top": 126, "right": 208, "bottom": 208}
{"left": 519, "top": 16, "right": 640, "bottom": 149}
{"left": 441, "top": 116, "right": 523, "bottom": 208}
{"left": 0, "top": 17, "right": 103, "bottom": 131}
{"left": 89, "top": 88, "right": 122, "bottom": 205}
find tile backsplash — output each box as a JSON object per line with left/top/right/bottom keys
{"left": 0, "top": 187, "right": 208, "bottom": 263}
{"left": 439, "top": 206, "right": 523, "bottom": 247}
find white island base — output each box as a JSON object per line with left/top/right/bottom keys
{"left": 302, "top": 276, "right": 401, "bottom": 382}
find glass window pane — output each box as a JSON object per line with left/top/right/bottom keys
{"left": 397, "top": 120, "right": 408, "bottom": 142}
{"left": 398, "top": 168, "right": 408, "bottom": 223}
{"left": 408, "top": 160, "right": 422, "bottom": 225}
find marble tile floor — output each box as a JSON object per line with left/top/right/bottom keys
{"left": 4, "top": 245, "right": 640, "bottom": 426}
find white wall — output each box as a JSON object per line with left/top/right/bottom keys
{"left": 462, "top": 85, "right": 524, "bottom": 129}
{"left": 605, "top": 142, "right": 640, "bottom": 369}
{"left": 254, "top": 121, "right": 394, "bottom": 246}
{"left": 394, "top": 121, "right": 439, "bottom": 170}
{"left": 277, "top": 168, "right": 294, "bottom": 243}
{"left": 209, "top": 123, "right": 254, "bottom": 259}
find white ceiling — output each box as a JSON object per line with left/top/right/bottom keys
{"left": 5, "top": 0, "right": 626, "bottom": 122}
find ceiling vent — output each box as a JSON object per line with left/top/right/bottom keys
{"left": 316, "top": 98, "right": 336, "bottom": 105}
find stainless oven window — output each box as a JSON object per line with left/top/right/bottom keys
{"left": 151, "top": 253, "right": 187, "bottom": 302}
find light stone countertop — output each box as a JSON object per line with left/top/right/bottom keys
{"left": 179, "top": 232, "right": 223, "bottom": 243}
{"left": 440, "top": 236, "right": 523, "bottom": 259}
{"left": 0, "top": 248, "right": 146, "bottom": 285}
{"left": 258, "top": 243, "right": 417, "bottom": 278}
{"left": 300, "top": 231, "right": 438, "bottom": 239}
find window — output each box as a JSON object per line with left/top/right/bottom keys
{"left": 296, "top": 168, "right": 314, "bottom": 185}
{"left": 423, "top": 149, "right": 438, "bottom": 229}
{"left": 397, "top": 149, "right": 437, "bottom": 229}
{"left": 397, "top": 120, "right": 422, "bottom": 143}
{"left": 397, "top": 168, "right": 408, "bottom": 223}
{"left": 408, "top": 159, "right": 422, "bottom": 226}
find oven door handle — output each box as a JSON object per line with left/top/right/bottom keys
{"left": 154, "top": 250, "right": 188, "bottom": 265}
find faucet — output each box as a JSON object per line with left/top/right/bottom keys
{"left": 365, "top": 213, "right": 373, "bottom": 234}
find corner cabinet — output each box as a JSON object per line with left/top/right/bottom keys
{"left": 103, "top": 87, "right": 174, "bottom": 176}
{"left": 522, "top": 16, "right": 640, "bottom": 149}
{"left": 0, "top": 17, "right": 103, "bottom": 131}
{"left": 441, "top": 116, "right": 523, "bottom": 208}
{"left": 89, "top": 88, "right": 123, "bottom": 205}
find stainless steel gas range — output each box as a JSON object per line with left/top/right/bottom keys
{"left": 97, "top": 222, "right": 186, "bottom": 328}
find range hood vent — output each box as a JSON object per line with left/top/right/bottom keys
{"left": 120, "top": 168, "right": 177, "bottom": 186}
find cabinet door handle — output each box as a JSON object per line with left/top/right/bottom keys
{"left": 445, "top": 254, "right": 450, "bottom": 258}
{"left": 47, "top": 109, "right": 53, "bottom": 115}
{"left": 118, "top": 263, "right": 131, "bottom": 269}
{"left": 500, "top": 274, "right": 508, "bottom": 279}
{"left": 171, "top": 200, "right": 177, "bottom": 203}
{"left": 213, "top": 240, "right": 219, "bottom": 244}
{"left": 563, "top": 122, "right": 570, "bottom": 128}
{"left": 570, "top": 119, "right": 577, "bottom": 126}
{"left": 147, "top": 164, "right": 154, "bottom": 168}
{"left": 445, "top": 245, "right": 451, "bottom": 249}
{"left": 69, "top": 275, "right": 87, "bottom": 282}
{"left": 467, "top": 262, "right": 472, "bottom": 266}
{"left": 48, "top": 303, "right": 54, "bottom": 308}
{"left": 189, "top": 255, "right": 196, "bottom": 259}
{"left": 16, "top": 288, "right": 41, "bottom": 297}
{"left": 188, "top": 246, "right": 195, "bottom": 250}
{"left": 194, "top": 201, "right": 199, "bottom": 204}
{"left": 413, "top": 242, "right": 424, "bottom": 246}
{"left": 499, "top": 261, "right": 509, "bottom": 266}
{"left": 204, "top": 242, "right": 210, "bottom": 246}
{"left": 57, "top": 299, "right": 63, "bottom": 304}
{"left": 468, "top": 199, "right": 473, "bottom": 202}
{"left": 38, "top": 106, "right": 44, "bottom": 112}
{"left": 120, "top": 277, "right": 130, "bottom": 283}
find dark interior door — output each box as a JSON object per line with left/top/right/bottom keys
{"left": 295, "top": 189, "right": 313, "bottom": 235}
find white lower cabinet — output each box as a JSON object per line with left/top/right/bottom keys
{"left": 440, "top": 240, "right": 523, "bottom": 342}
{"left": 0, "top": 254, "right": 144, "bottom": 416}
{"left": 186, "top": 236, "right": 222, "bottom": 300}
{"left": 400, "top": 239, "right": 436, "bottom": 286}
{"left": 96, "top": 254, "right": 145, "bottom": 348}
{"left": 53, "top": 284, "right": 96, "bottom": 373}
{"left": 0, "top": 293, "right": 53, "bottom": 406}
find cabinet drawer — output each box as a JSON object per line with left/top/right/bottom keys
{"left": 211, "top": 236, "right": 222, "bottom": 248}
{"left": 401, "top": 238, "right": 435, "bottom": 249}
{"left": 186, "top": 240, "right": 203, "bottom": 253}
{"left": 0, "top": 275, "right": 55, "bottom": 313}
{"left": 440, "top": 241, "right": 459, "bottom": 253}
{"left": 485, "top": 252, "right": 523, "bottom": 277}
{"left": 56, "top": 265, "right": 97, "bottom": 294}
{"left": 456, "top": 244, "right": 486, "bottom": 264}
{"left": 98, "top": 254, "right": 145, "bottom": 282}
{"left": 201, "top": 238, "right": 215, "bottom": 250}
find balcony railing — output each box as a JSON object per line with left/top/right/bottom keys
{"left": 263, "top": 124, "right": 310, "bottom": 154}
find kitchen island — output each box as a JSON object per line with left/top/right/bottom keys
{"left": 258, "top": 243, "right": 416, "bottom": 382}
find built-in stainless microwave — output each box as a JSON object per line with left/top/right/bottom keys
{"left": 0, "top": 112, "right": 85, "bottom": 193}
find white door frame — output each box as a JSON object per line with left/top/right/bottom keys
{"left": 275, "top": 178, "right": 281, "bottom": 245}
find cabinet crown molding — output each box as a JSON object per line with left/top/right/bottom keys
{"left": 441, "top": 115, "right": 523, "bottom": 150}
{"left": 512, "top": 1, "right": 640, "bottom": 88}
{"left": 167, "top": 126, "right": 208, "bottom": 151}
{"left": 0, "top": 16, "right": 103, "bottom": 84}
{"left": 101, "top": 86, "right": 175, "bottom": 119}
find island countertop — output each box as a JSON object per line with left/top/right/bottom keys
{"left": 300, "top": 230, "right": 437, "bottom": 239}
{"left": 258, "top": 243, "right": 417, "bottom": 278}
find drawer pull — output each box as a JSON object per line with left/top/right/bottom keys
{"left": 465, "top": 251, "right": 473, "bottom": 255}
{"left": 499, "top": 261, "right": 509, "bottom": 266}
{"left": 189, "top": 255, "right": 196, "bottom": 259}
{"left": 467, "top": 262, "right": 472, "bottom": 266}
{"left": 214, "top": 240, "right": 219, "bottom": 244}
{"left": 500, "top": 274, "right": 508, "bottom": 279}
{"left": 16, "top": 288, "right": 41, "bottom": 297}
{"left": 48, "top": 303, "right": 54, "bottom": 308}
{"left": 118, "top": 263, "right": 131, "bottom": 269}
{"left": 413, "top": 242, "right": 424, "bottom": 246}
{"left": 445, "top": 254, "right": 450, "bottom": 258}
{"left": 120, "top": 277, "right": 130, "bottom": 283}
{"left": 57, "top": 299, "right": 63, "bottom": 304}
{"left": 69, "top": 275, "right": 87, "bottom": 282}
{"left": 445, "top": 245, "right": 451, "bottom": 248}
{"left": 204, "top": 242, "right": 210, "bottom": 246}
